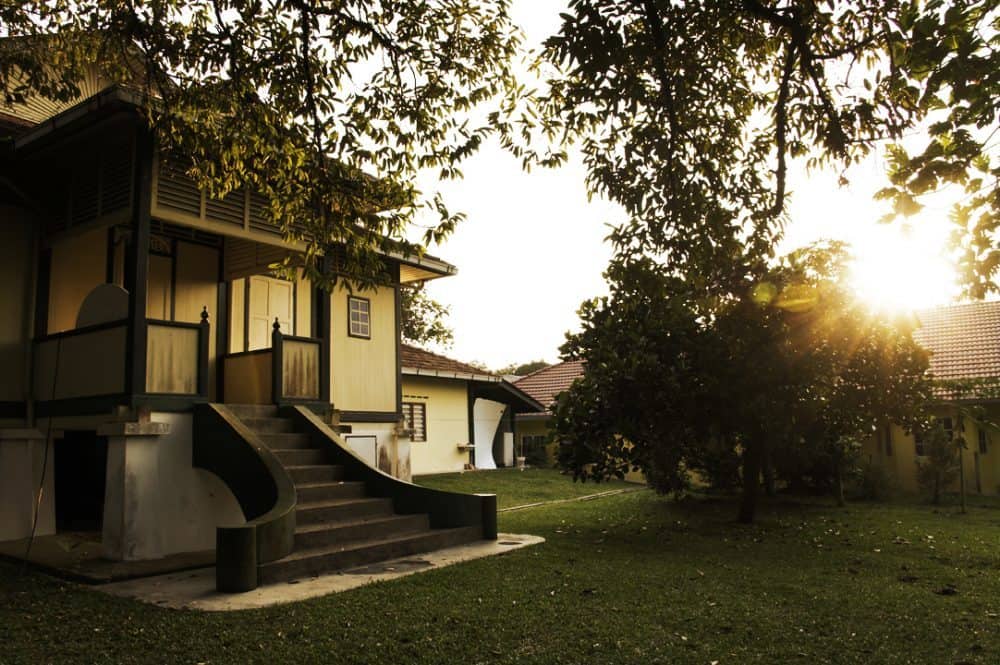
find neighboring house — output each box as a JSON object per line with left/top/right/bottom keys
{"left": 514, "top": 360, "right": 646, "bottom": 482}
{"left": 0, "top": 74, "right": 496, "bottom": 591}
{"left": 864, "top": 301, "right": 1000, "bottom": 495}
{"left": 400, "top": 345, "right": 544, "bottom": 476}
{"left": 513, "top": 361, "right": 586, "bottom": 464}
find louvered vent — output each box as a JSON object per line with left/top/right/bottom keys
{"left": 205, "top": 188, "right": 245, "bottom": 227}
{"left": 100, "top": 139, "right": 133, "bottom": 214}
{"left": 224, "top": 237, "right": 290, "bottom": 280}
{"left": 248, "top": 192, "right": 277, "bottom": 233}
{"left": 71, "top": 166, "right": 100, "bottom": 225}
{"left": 156, "top": 159, "right": 203, "bottom": 217}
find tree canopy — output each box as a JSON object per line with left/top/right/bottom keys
{"left": 400, "top": 284, "right": 453, "bottom": 347}
{"left": 532, "top": 0, "right": 997, "bottom": 294}
{"left": 0, "top": 0, "right": 526, "bottom": 288}
{"left": 554, "top": 243, "right": 935, "bottom": 522}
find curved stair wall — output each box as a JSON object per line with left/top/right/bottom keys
{"left": 192, "top": 403, "right": 297, "bottom": 592}
{"left": 287, "top": 406, "right": 497, "bottom": 539}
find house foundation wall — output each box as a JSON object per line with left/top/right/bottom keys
{"left": 0, "top": 430, "right": 55, "bottom": 542}
{"left": 102, "top": 412, "right": 244, "bottom": 561}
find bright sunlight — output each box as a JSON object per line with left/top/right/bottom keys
{"left": 847, "top": 220, "right": 960, "bottom": 313}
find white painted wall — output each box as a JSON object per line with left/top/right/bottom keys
{"left": 102, "top": 413, "right": 243, "bottom": 561}
{"left": 473, "top": 399, "right": 506, "bottom": 470}
{"left": 0, "top": 432, "right": 54, "bottom": 542}
{"left": 345, "top": 422, "right": 411, "bottom": 482}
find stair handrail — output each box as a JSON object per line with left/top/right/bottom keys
{"left": 287, "top": 406, "right": 497, "bottom": 539}
{"left": 193, "top": 403, "right": 297, "bottom": 592}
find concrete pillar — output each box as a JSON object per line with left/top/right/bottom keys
{"left": 0, "top": 429, "right": 53, "bottom": 542}
{"left": 99, "top": 421, "right": 169, "bottom": 561}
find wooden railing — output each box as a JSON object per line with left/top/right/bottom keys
{"left": 146, "top": 310, "right": 210, "bottom": 398}
{"left": 223, "top": 320, "right": 328, "bottom": 406}
{"left": 33, "top": 310, "right": 212, "bottom": 416}
{"left": 33, "top": 319, "right": 129, "bottom": 403}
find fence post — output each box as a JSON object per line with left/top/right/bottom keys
{"left": 271, "top": 318, "right": 283, "bottom": 405}
{"left": 198, "top": 306, "right": 210, "bottom": 399}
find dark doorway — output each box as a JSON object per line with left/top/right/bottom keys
{"left": 54, "top": 431, "right": 108, "bottom": 532}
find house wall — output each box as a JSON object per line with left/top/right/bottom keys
{"left": 343, "top": 422, "right": 410, "bottom": 482}
{"left": 862, "top": 405, "right": 1000, "bottom": 496}
{"left": 330, "top": 284, "right": 398, "bottom": 414}
{"left": 516, "top": 417, "right": 555, "bottom": 463}
{"left": 47, "top": 225, "right": 108, "bottom": 333}
{"left": 0, "top": 206, "right": 34, "bottom": 422}
{"left": 102, "top": 412, "right": 244, "bottom": 561}
{"left": 403, "top": 376, "right": 471, "bottom": 476}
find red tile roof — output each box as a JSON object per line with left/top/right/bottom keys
{"left": 915, "top": 301, "right": 1000, "bottom": 399}
{"left": 512, "top": 360, "right": 585, "bottom": 414}
{"left": 400, "top": 344, "right": 494, "bottom": 377}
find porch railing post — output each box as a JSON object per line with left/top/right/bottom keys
{"left": 318, "top": 287, "right": 331, "bottom": 405}
{"left": 198, "top": 307, "right": 211, "bottom": 399}
{"left": 271, "top": 318, "right": 283, "bottom": 405}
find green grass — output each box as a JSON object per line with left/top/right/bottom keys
{"left": 2, "top": 482, "right": 999, "bottom": 664}
{"left": 414, "top": 468, "right": 636, "bottom": 509}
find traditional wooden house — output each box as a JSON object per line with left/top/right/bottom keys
{"left": 0, "top": 80, "right": 496, "bottom": 591}
{"left": 399, "top": 345, "right": 544, "bottom": 476}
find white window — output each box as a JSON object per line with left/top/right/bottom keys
{"left": 348, "top": 295, "right": 371, "bottom": 339}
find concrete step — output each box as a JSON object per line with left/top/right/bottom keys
{"left": 287, "top": 464, "right": 345, "bottom": 484}
{"left": 243, "top": 417, "right": 296, "bottom": 434}
{"left": 272, "top": 448, "right": 328, "bottom": 466}
{"left": 293, "top": 514, "right": 429, "bottom": 550}
{"left": 258, "top": 526, "right": 482, "bottom": 584}
{"left": 296, "top": 497, "right": 395, "bottom": 525}
{"left": 259, "top": 433, "right": 313, "bottom": 450}
{"left": 295, "top": 481, "right": 366, "bottom": 503}
{"left": 225, "top": 404, "right": 279, "bottom": 419}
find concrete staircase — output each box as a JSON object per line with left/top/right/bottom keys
{"left": 226, "top": 405, "right": 480, "bottom": 585}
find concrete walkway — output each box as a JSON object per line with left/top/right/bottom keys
{"left": 499, "top": 486, "right": 648, "bottom": 513}
{"left": 98, "top": 533, "right": 543, "bottom": 611}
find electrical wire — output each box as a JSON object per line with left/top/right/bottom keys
{"left": 23, "top": 336, "right": 60, "bottom": 569}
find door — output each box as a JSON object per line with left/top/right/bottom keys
{"left": 247, "top": 275, "right": 294, "bottom": 350}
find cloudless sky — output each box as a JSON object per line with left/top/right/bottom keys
{"left": 413, "top": 1, "right": 961, "bottom": 370}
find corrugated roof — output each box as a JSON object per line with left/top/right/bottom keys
{"left": 512, "top": 360, "right": 585, "bottom": 414}
{"left": 400, "top": 344, "right": 493, "bottom": 377}
{"left": 915, "top": 301, "right": 1000, "bottom": 399}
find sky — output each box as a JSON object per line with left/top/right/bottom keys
{"left": 411, "top": 1, "right": 963, "bottom": 370}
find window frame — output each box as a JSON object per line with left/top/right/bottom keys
{"left": 347, "top": 295, "right": 371, "bottom": 340}
{"left": 402, "top": 402, "right": 427, "bottom": 442}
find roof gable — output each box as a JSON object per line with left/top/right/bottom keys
{"left": 513, "top": 360, "right": 585, "bottom": 409}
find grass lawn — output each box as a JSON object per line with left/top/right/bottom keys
{"left": 414, "top": 467, "right": 636, "bottom": 509}
{"left": 2, "top": 484, "right": 999, "bottom": 664}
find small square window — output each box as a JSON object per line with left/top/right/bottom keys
{"left": 402, "top": 402, "right": 426, "bottom": 442}
{"left": 347, "top": 296, "right": 371, "bottom": 339}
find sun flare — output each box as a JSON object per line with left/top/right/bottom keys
{"left": 846, "top": 223, "right": 959, "bottom": 313}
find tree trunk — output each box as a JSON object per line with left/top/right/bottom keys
{"left": 762, "top": 442, "right": 776, "bottom": 497}
{"left": 958, "top": 446, "right": 967, "bottom": 514}
{"left": 739, "top": 437, "right": 762, "bottom": 524}
{"left": 833, "top": 462, "right": 845, "bottom": 507}
{"left": 932, "top": 475, "right": 940, "bottom": 505}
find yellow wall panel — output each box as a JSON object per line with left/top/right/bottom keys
{"left": 48, "top": 226, "right": 107, "bottom": 333}
{"left": 404, "top": 376, "right": 470, "bottom": 475}
{"left": 331, "top": 284, "right": 397, "bottom": 413}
